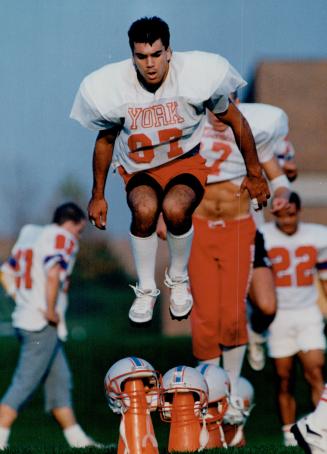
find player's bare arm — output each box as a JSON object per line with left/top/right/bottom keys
{"left": 262, "top": 156, "right": 291, "bottom": 213}
{"left": 320, "top": 279, "right": 327, "bottom": 299}
{"left": 88, "top": 127, "right": 120, "bottom": 230}
{"left": 45, "top": 263, "right": 61, "bottom": 326}
{"left": 216, "top": 102, "right": 270, "bottom": 209}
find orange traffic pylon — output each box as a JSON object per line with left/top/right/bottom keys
{"left": 204, "top": 406, "right": 226, "bottom": 449}
{"left": 223, "top": 423, "right": 246, "bottom": 447}
{"left": 117, "top": 378, "right": 159, "bottom": 454}
{"left": 167, "top": 392, "right": 201, "bottom": 452}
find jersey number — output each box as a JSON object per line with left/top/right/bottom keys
{"left": 268, "top": 246, "right": 317, "bottom": 287}
{"left": 127, "top": 128, "right": 183, "bottom": 163}
{"left": 206, "top": 141, "right": 232, "bottom": 174}
{"left": 13, "top": 235, "right": 74, "bottom": 290}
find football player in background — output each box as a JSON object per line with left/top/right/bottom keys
{"left": 70, "top": 16, "right": 270, "bottom": 324}
{"left": 261, "top": 192, "right": 327, "bottom": 447}
{"left": 0, "top": 203, "right": 102, "bottom": 450}
{"left": 188, "top": 101, "right": 291, "bottom": 436}
{"left": 247, "top": 128, "right": 298, "bottom": 371}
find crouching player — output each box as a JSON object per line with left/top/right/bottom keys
{"left": 0, "top": 203, "right": 102, "bottom": 450}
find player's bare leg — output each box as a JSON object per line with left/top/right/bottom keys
{"left": 127, "top": 183, "right": 162, "bottom": 323}
{"left": 0, "top": 405, "right": 17, "bottom": 449}
{"left": 52, "top": 407, "right": 103, "bottom": 448}
{"left": 298, "top": 349, "right": 325, "bottom": 406}
{"left": 274, "top": 356, "right": 298, "bottom": 446}
{"left": 248, "top": 267, "right": 276, "bottom": 371}
{"left": 162, "top": 181, "right": 202, "bottom": 319}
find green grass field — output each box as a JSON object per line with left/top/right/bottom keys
{"left": 0, "top": 283, "right": 321, "bottom": 453}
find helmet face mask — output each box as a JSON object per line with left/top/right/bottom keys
{"left": 196, "top": 364, "right": 231, "bottom": 422}
{"left": 223, "top": 377, "right": 255, "bottom": 425}
{"left": 104, "top": 357, "right": 161, "bottom": 414}
{"left": 160, "top": 366, "right": 209, "bottom": 421}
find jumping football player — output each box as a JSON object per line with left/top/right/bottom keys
{"left": 70, "top": 16, "right": 269, "bottom": 324}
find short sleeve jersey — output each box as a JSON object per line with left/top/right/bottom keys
{"left": 261, "top": 222, "right": 327, "bottom": 310}
{"left": 200, "top": 103, "right": 289, "bottom": 184}
{"left": 70, "top": 51, "right": 246, "bottom": 174}
{"left": 8, "top": 224, "right": 78, "bottom": 339}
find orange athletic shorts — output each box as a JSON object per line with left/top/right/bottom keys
{"left": 118, "top": 152, "right": 209, "bottom": 190}
{"left": 189, "top": 215, "right": 256, "bottom": 361}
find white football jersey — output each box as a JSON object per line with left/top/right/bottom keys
{"left": 274, "top": 136, "right": 296, "bottom": 168}
{"left": 8, "top": 224, "right": 78, "bottom": 340}
{"left": 70, "top": 51, "right": 246, "bottom": 174}
{"left": 261, "top": 222, "right": 327, "bottom": 310}
{"left": 200, "top": 103, "right": 289, "bottom": 184}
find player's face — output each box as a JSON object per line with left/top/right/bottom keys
{"left": 275, "top": 203, "right": 299, "bottom": 235}
{"left": 132, "top": 39, "right": 171, "bottom": 89}
{"left": 65, "top": 220, "right": 87, "bottom": 239}
{"left": 282, "top": 159, "right": 298, "bottom": 182}
{"left": 207, "top": 110, "right": 229, "bottom": 132}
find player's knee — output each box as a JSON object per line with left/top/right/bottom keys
{"left": 276, "top": 370, "right": 293, "bottom": 392}
{"left": 304, "top": 365, "right": 324, "bottom": 387}
{"left": 162, "top": 198, "right": 186, "bottom": 221}
{"left": 130, "top": 201, "right": 159, "bottom": 234}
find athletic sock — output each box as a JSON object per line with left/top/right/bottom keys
{"left": 0, "top": 426, "right": 10, "bottom": 450}
{"left": 312, "top": 383, "right": 327, "bottom": 428}
{"left": 222, "top": 345, "right": 247, "bottom": 396}
{"left": 129, "top": 232, "right": 158, "bottom": 290}
{"left": 198, "top": 357, "right": 221, "bottom": 367}
{"left": 63, "top": 424, "right": 91, "bottom": 448}
{"left": 166, "top": 226, "right": 194, "bottom": 280}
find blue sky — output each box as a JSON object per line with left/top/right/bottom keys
{"left": 1, "top": 0, "right": 327, "bottom": 236}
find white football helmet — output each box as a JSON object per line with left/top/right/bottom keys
{"left": 104, "top": 357, "right": 160, "bottom": 414}
{"left": 237, "top": 377, "right": 254, "bottom": 415}
{"left": 196, "top": 364, "right": 230, "bottom": 421}
{"left": 223, "top": 376, "right": 255, "bottom": 425}
{"left": 160, "top": 365, "right": 208, "bottom": 421}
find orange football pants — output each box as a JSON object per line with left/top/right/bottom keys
{"left": 118, "top": 152, "right": 209, "bottom": 190}
{"left": 189, "top": 215, "right": 256, "bottom": 360}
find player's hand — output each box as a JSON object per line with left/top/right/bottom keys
{"left": 45, "top": 309, "right": 59, "bottom": 326}
{"left": 241, "top": 174, "right": 270, "bottom": 211}
{"left": 270, "top": 196, "right": 290, "bottom": 214}
{"left": 156, "top": 213, "right": 167, "bottom": 240}
{"left": 88, "top": 196, "right": 108, "bottom": 230}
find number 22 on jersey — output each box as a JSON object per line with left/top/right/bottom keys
{"left": 268, "top": 246, "right": 317, "bottom": 287}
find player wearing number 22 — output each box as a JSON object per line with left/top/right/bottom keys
{"left": 70, "top": 16, "right": 269, "bottom": 324}
{"left": 261, "top": 192, "right": 327, "bottom": 447}
{"left": 0, "top": 203, "right": 102, "bottom": 450}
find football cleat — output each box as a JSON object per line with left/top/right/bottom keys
{"left": 128, "top": 285, "right": 160, "bottom": 323}
{"left": 291, "top": 414, "right": 327, "bottom": 453}
{"left": 71, "top": 436, "right": 105, "bottom": 449}
{"left": 283, "top": 425, "right": 298, "bottom": 447}
{"left": 164, "top": 271, "right": 193, "bottom": 319}
{"left": 247, "top": 328, "right": 266, "bottom": 371}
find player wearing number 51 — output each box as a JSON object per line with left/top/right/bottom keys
{"left": 70, "top": 16, "right": 269, "bottom": 324}
{"left": 261, "top": 192, "right": 327, "bottom": 447}
{"left": 0, "top": 203, "right": 103, "bottom": 450}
